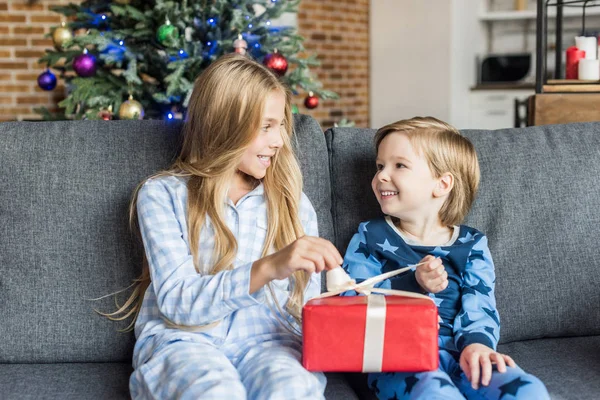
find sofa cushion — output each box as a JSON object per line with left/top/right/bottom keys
{"left": 462, "top": 123, "right": 600, "bottom": 343}
{"left": 0, "top": 114, "right": 332, "bottom": 363}
{"left": 0, "top": 363, "right": 356, "bottom": 400}
{"left": 325, "top": 126, "right": 380, "bottom": 252}
{"left": 0, "top": 363, "right": 132, "bottom": 400}
{"left": 497, "top": 335, "right": 600, "bottom": 400}
{"left": 326, "top": 123, "right": 600, "bottom": 344}
{"left": 334, "top": 335, "right": 600, "bottom": 400}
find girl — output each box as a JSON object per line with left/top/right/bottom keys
{"left": 111, "top": 54, "right": 342, "bottom": 399}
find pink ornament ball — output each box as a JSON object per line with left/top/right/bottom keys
{"left": 73, "top": 53, "right": 97, "bottom": 77}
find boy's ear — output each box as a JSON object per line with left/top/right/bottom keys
{"left": 433, "top": 173, "right": 454, "bottom": 198}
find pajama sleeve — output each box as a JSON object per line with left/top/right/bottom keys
{"left": 341, "top": 222, "right": 387, "bottom": 294}
{"left": 137, "top": 179, "right": 266, "bottom": 327}
{"left": 300, "top": 192, "right": 322, "bottom": 302}
{"left": 341, "top": 221, "right": 422, "bottom": 294}
{"left": 453, "top": 235, "right": 500, "bottom": 352}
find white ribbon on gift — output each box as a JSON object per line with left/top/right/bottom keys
{"left": 317, "top": 265, "right": 437, "bottom": 372}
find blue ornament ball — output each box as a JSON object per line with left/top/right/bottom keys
{"left": 37, "top": 70, "right": 57, "bottom": 91}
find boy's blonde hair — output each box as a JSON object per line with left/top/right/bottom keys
{"left": 374, "top": 117, "right": 480, "bottom": 226}
{"left": 104, "top": 54, "right": 308, "bottom": 333}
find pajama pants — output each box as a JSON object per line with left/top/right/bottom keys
{"left": 368, "top": 337, "right": 549, "bottom": 400}
{"left": 130, "top": 339, "right": 326, "bottom": 400}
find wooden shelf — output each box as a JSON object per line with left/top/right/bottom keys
{"left": 479, "top": 8, "right": 600, "bottom": 21}
{"left": 543, "top": 82, "right": 600, "bottom": 92}
{"left": 530, "top": 93, "right": 600, "bottom": 125}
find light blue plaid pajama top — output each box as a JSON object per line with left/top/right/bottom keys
{"left": 132, "top": 175, "right": 321, "bottom": 369}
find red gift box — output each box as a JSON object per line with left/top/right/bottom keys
{"left": 302, "top": 295, "right": 439, "bottom": 372}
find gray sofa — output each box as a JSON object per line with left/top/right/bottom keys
{"left": 0, "top": 114, "right": 599, "bottom": 399}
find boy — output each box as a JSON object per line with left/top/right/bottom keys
{"left": 342, "top": 117, "right": 549, "bottom": 399}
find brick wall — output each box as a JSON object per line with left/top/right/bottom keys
{"left": 0, "top": 0, "right": 370, "bottom": 128}
{"left": 296, "top": 0, "right": 370, "bottom": 128}
{"left": 0, "top": 0, "right": 71, "bottom": 122}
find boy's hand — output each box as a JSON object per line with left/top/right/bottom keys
{"left": 459, "top": 343, "right": 517, "bottom": 389}
{"left": 415, "top": 255, "right": 448, "bottom": 293}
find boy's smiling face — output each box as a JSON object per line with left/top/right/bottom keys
{"left": 371, "top": 131, "right": 441, "bottom": 221}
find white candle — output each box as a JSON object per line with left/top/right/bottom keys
{"left": 576, "top": 36, "right": 597, "bottom": 60}
{"left": 578, "top": 59, "right": 600, "bottom": 80}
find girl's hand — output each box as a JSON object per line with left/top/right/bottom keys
{"left": 459, "top": 343, "right": 517, "bottom": 390}
{"left": 251, "top": 236, "right": 342, "bottom": 292}
{"left": 415, "top": 255, "right": 448, "bottom": 293}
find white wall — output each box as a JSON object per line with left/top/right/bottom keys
{"left": 370, "top": 0, "right": 453, "bottom": 128}
{"left": 450, "top": 0, "right": 486, "bottom": 129}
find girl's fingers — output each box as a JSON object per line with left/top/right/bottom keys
{"left": 480, "top": 355, "right": 492, "bottom": 386}
{"left": 303, "top": 236, "right": 343, "bottom": 267}
{"left": 492, "top": 352, "right": 507, "bottom": 373}
{"left": 303, "top": 250, "right": 328, "bottom": 273}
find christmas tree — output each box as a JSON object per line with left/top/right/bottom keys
{"left": 37, "top": 0, "right": 338, "bottom": 120}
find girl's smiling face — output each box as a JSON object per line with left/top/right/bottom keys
{"left": 371, "top": 131, "right": 440, "bottom": 221}
{"left": 235, "top": 90, "right": 285, "bottom": 187}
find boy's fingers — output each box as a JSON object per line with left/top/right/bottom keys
{"left": 428, "top": 260, "right": 439, "bottom": 271}
{"left": 459, "top": 357, "right": 471, "bottom": 382}
{"left": 470, "top": 354, "right": 480, "bottom": 389}
{"left": 503, "top": 354, "right": 517, "bottom": 368}
{"left": 480, "top": 356, "right": 492, "bottom": 386}
{"left": 492, "top": 353, "right": 507, "bottom": 373}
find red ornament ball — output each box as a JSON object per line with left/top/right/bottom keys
{"left": 263, "top": 52, "right": 288, "bottom": 77}
{"left": 304, "top": 94, "right": 319, "bottom": 109}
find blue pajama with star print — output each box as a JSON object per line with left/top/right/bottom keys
{"left": 342, "top": 217, "right": 549, "bottom": 400}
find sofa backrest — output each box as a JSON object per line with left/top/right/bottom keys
{"left": 0, "top": 114, "right": 332, "bottom": 363}
{"left": 326, "top": 123, "right": 600, "bottom": 344}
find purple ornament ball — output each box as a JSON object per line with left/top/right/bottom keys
{"left": 37, "top": 70, "right": 57, "bottom": 91}
{"left": 73, "top": 53, "right": 97, "bottom": 77}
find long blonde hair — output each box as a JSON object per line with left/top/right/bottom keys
{"left": 104, "top": 54, "right": 309, "bottom": 332}
{"left": 374, "top": 117, "right": 480, "bottom": 226}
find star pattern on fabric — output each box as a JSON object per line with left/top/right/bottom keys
{"left": 499, "top": 377, "right": 531, "bottom": 398}
{"left": 462, "top": 286, "right": 477, "bottom": 296}
{"left": 460, "top": 312, "right": 475, "bottom": 328}
{"left": 469, "top": 249, "right": 485, "bottom": 261}
{"left": 355, "top": 241, "right": 372, "bottom": 259}
{"left": 472, "top": 280, "right": 492, "bottom": 296}
{"left": 434, "top": 377, "right": 454, "bottom": 388}
{"left": 431, "top": 246, "right": 450, "bottom": 258}
{"left": 430, "top": 294, "right": 444, "bottom": 307}
{"left": 485, "top": 326, "right": 497, "bottom": 340}
{"left": 458, "top": 231, "right": 476, "bottom": 243}
{"left": 483, "top": 307, "right": 500, "bottom": 326}
{"left": 377, "top": 238, "right": 399, "bottom": 254}
{"left": 386, "top": 392, "right": 400, "bottom": 400}
{"left": 369, "top": 377, "right": 380, "bottom": 394}
{"left": 404, "top": 375, "right": 420, "bottom": 394}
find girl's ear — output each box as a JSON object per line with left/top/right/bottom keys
{"left": 433, "top": 173, "right": 454, "bottom": 198}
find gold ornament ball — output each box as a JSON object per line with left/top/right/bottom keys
{"left": 52, "top": 26, "right": 73, "bottom": 51}
{"left": 119, "top": 99, "right": 144, "bottom": 120}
